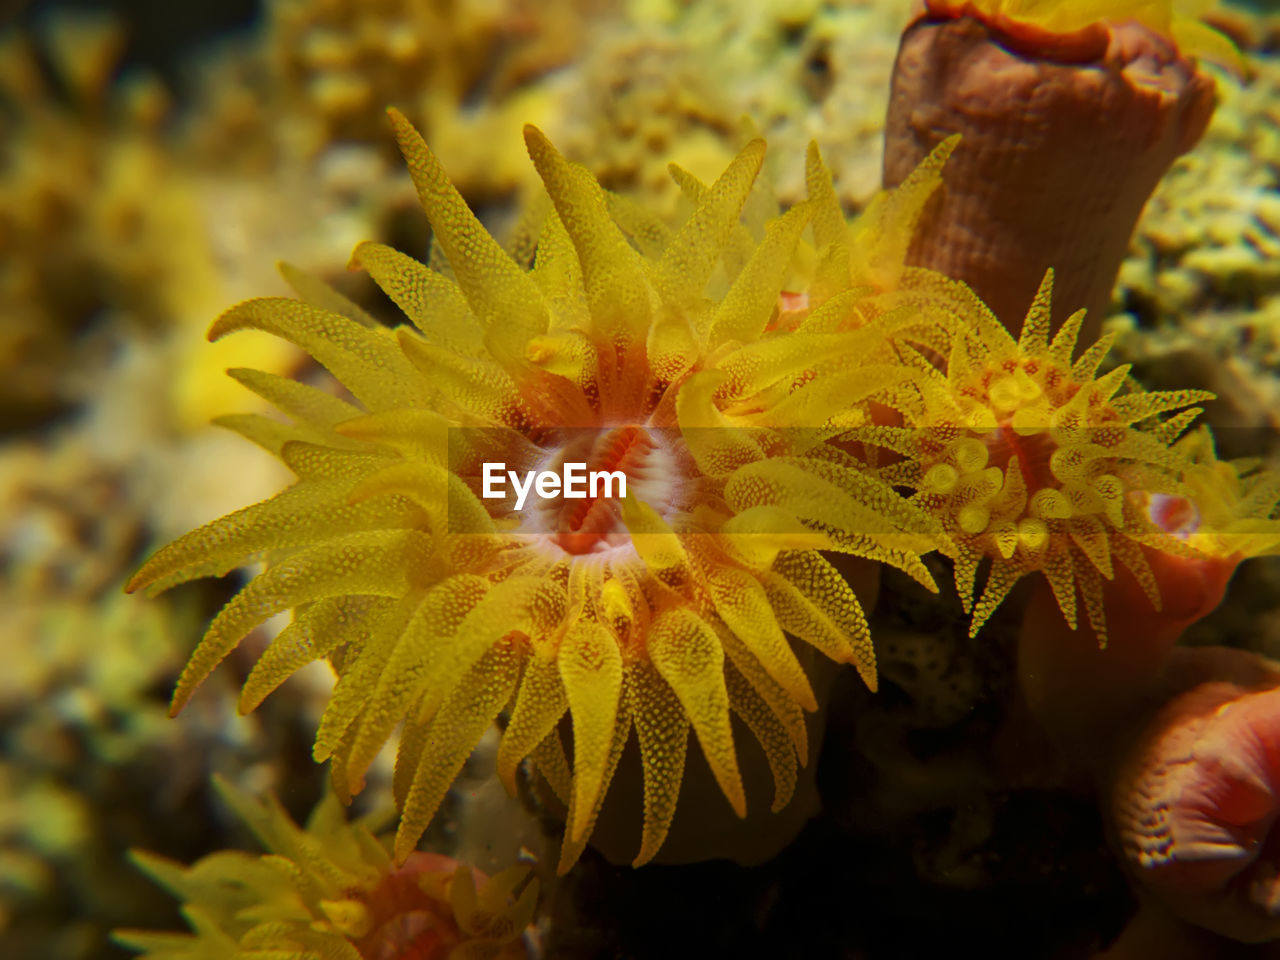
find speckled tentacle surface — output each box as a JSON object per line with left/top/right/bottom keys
{"left": 126, "top": 110, "right": 967, "bottom": 875}
{"left": 883, "top": 11, "right": 1215, "bottom": 338}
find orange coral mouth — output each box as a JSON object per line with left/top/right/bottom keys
{"left": 983, "top": 422, "right": 1055, "bottom": 492}
{"left": 1146, "top": 492, "right": 1201, "bottom": 537}
{"left": 538, "top": 425, "right": 677, "bottom": 555}
{"left": 921, "top": 0, "right": 1110, "bottom": 62}
{"left": 365, "top": 913, "right": 455, "bottom": 960}
{"left": 352, "top": 853, "right": 464, "bottom": 959}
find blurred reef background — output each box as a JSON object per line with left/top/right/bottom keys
{"left": 1, "top": 0, "right": 1279, "bottom": 957}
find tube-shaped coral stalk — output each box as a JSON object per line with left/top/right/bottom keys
{"left": 1017, "top": 425, "right": 1280, "bottom": 755}
{"left": 883, "top": 0, "right": 1225, "bottom": 338}
{"left": 1016, "top": 547, "right": 1234, "bottom": 756}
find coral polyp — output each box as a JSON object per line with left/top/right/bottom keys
{"left": 127, "top": 110, "right": 946, "bottom": 872}
{"left": 848, "top": 270, "right": 1217, "bottom": 643}
{"left": 113, "top": 776, "right": 537, "bottom": 960}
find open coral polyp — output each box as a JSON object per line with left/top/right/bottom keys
{"left": 848, "top": 270, "right": 1217, "bottom": 643}
{"left": 128, "top": 111, "right": 945, "bottom": 872}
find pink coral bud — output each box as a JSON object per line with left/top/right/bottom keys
{"left": 1109, "top": 648, "right": 1280, "bottom": 942}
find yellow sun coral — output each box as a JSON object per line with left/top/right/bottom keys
{"left": 113, "top": 776, "right": 537, "bottom": 959}
{"left": 844, "top": 269, "right": 1218, "bottom": 644}
{"left": 1146, "top": 425, "right": 1280, "bottom": 561}
{"left": 127, "top": 110, "right": 946, "bottom": 872}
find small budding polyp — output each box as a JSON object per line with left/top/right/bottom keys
{"left": 482, "top": 461, "right": 628, "bottom": 511}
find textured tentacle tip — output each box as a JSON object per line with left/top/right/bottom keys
{"left": 521, "top": 122, "right": 554, "bottom": 161}
{"left": 167, "top": 671, "right": 203, "bottom": 718}
{"left": 386, "top": 104, "right": 415, "bottom": 143}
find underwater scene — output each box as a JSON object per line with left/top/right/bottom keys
{"left": 3, "top": 0, "right": 1280, "bottom": 957}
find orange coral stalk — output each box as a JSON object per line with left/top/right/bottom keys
{"left": 1016, "top": 548, "right": 1233, "bottom": 755}
{"left": 884, "top": 0, "right": 1222, "bottom": 338}
{"left": 1017, "top": 425, "right": 1280, "bottom": 753}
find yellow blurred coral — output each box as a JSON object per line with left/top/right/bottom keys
{"left": 114, "top": 776, "right": 537, "bottom": 960}
{"left": 266, "top": 0, "right": 605, "bottom": 146}
{"left": 0, "top": 15, "right": 302, "bottom": 433}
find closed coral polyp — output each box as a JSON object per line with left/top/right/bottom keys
{"left": 1110, "top": 650, "right": 1280, "bottom": 943}
{"left": 886, "top": 0, "right": 1223, "bottom": 339}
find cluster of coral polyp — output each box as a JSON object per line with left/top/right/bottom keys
{"left": 876, "top": 1, "right": 1280, "bottom": 949}
{"left": 123, "top": 7, "right": 1280, "bottom": 954}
